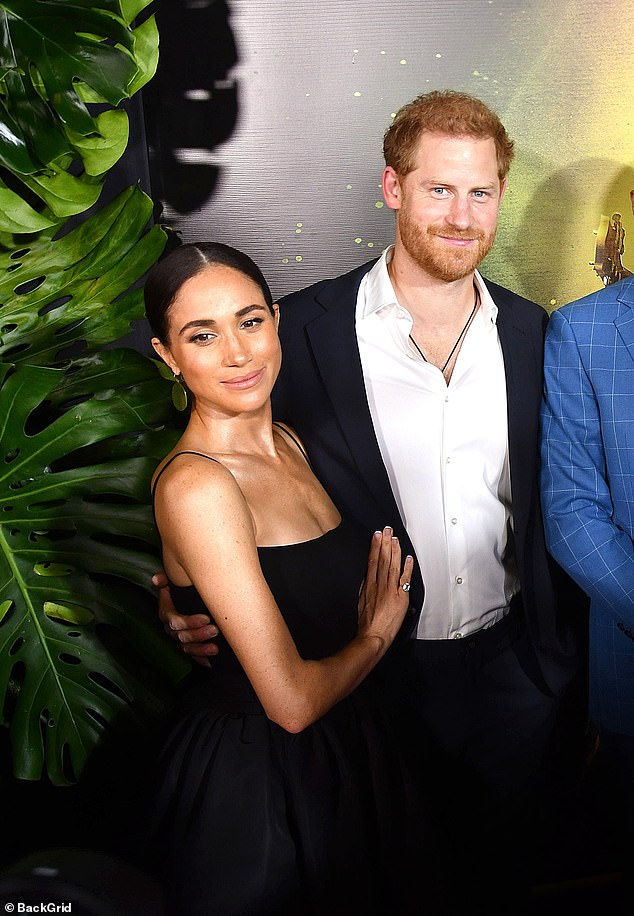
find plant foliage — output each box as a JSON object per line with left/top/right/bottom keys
{"left": 0, "top": 353, "right": 181, "bottom": 784}
{"left": 0, "top": 0, "right": 159, "bottom": 231}
{"left": 0, "top": 2, "right": 185, "bottom": 784}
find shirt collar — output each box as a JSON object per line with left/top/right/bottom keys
{"left": 361, "top": 244, "right": 498, "bottom": 326}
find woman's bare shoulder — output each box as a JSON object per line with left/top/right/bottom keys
{"left": 153, "top": 449, "right": 243, "bottom": 508}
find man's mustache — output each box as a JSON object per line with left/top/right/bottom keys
{"left": 426, "top": 224, "right": 487, "bottom": 241}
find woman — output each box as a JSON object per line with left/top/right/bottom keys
{"left": 145, "top": 242, "right": 417, "bottom": 916}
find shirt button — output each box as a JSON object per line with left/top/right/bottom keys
{"left": 456, "top": 576, "right": 463, "bottom": 584}
{"left": 446, "top": 457, "right": 451, "bottom": 464}
{"left": 453, "top": 631, "right": 463, "bottom": 639}
{"left": 451, "top": 517, "right": 458, "bottom": 525}
{"left": 444, "top": 395, "right": 449, "bottom": 403}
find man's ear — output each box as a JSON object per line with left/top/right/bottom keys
{"left": 273, "top": 303, "right": 280, "bottom": 329}
{"left": 382, "top": 166, "right": 403, "bottom": 211}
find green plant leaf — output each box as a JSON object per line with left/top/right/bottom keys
{"left": 0, "top": 0, "right": 187, "bottom": 788}
{"left": 65, "top": 110, "right": 130, "bottom": 177}
{"left": 0, "top": 186, "right": 166, "bottom": 364}
{"left": 127, "top": 14, "right": 159, "bottom": 96}
{"left": 0, "top": 2, "right": 136, "bottom": 134}
{"left": 120, "top": 0, "right": 156, "bottom": 23}
{"left": 0, "top": 357, "right": 185, "bottom": 784}
{"left": 20, "top": 165, "right": 102, "bottom": 219}
{"left": 0, "top": 182, "right": 56, "bottom": 233}
{"left": 0, "top": 1, "right": 159, "bottom": 220}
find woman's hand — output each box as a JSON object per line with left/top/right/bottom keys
{"left": 357, "top": 527, "right": 414, "bottom": 651}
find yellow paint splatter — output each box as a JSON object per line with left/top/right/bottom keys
{"left": 295, "top": 256, "right": 303, "bottom": 262}
{"left": 374, "top": 201, "right": 384, "bottom": 209}
{"left": 399, "top": 59, "right": 407, "bottom": 65}
{"left": 354, "top": 238, "right": 362, "bottom": 244}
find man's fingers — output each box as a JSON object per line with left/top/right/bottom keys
{"left": 184, "top": 640, "right": 219, "bottom": 658}
{"left": 164, "top": 612, "right": 213, "bottom": 633}
{"left": 172, "top": 622, "right": 219, "bottom": 644}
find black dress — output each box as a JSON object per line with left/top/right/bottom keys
{"left": 150, "top": 521, "right": 422, "bottom": 916}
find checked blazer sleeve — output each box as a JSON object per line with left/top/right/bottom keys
{"left": 540, "top": 306, "right": 634, "bottom": 629}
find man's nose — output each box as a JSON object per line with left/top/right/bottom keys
{"left": 446, "top": 196, "right": 471, "bottom": 228}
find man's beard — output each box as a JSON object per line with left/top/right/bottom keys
{"left": 398, "top": 210, "right": 496, "bottom": 282}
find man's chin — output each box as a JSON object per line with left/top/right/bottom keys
{"left": 418, "top": 250, "right": 483, "bottom": 283}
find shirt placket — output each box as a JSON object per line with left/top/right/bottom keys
{"left": 442, "top": 386, "right": 468, "bottom": 639}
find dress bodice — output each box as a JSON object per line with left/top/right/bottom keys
{"left": 170, "top": 520, "right": 368, "bottom": 713}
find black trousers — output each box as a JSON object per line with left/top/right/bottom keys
{"left": 392, "top": 598, "right": 559, "bottom": 914}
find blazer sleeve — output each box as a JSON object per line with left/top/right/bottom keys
{"left": 540, "top": 307, "right": 634, "bottom": 625}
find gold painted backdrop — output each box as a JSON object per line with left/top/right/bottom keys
{"left": 146, "top": 0, "right": 634, "bottom": 310}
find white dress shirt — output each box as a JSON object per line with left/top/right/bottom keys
{"left": 356, "top": 247, "right": 519, "bottom": 640}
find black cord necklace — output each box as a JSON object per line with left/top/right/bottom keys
{"left": 408, "top": 286, "right": 480, "bottom": 376}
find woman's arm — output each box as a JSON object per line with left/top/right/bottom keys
{"left": 155, "top": 457, "right": 412, "bottom": 733}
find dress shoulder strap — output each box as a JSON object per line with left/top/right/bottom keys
{"left": 273, "top": 421, "right": 312, "bottom": 468}
{"left": 151, "top": 450, "right": 220, "bottom": 501}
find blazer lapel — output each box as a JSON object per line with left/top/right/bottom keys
{"left": 492, "top": 285, "right": 540, "bottom": 550}
{"left": 615, "top": 280, "right": 634, "bottom": 362}
{"left": 304, "top": 264, "right": 403, "bottom": 525}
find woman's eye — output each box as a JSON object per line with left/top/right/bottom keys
{"left": 241, "top": 318, "right": 263, "bottom": 329}
{"left": 191, "top": 332, "right": 215, "bottom": 343}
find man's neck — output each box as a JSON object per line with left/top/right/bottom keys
{"left": 387, "top": 246, "right": 478, "bottom": 332}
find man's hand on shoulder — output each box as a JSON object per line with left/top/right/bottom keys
{"left": 152, "top": 571, "right": 219, "bottom": 667}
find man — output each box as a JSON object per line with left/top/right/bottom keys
{"left": 541, "top": 193, "right": 634, "bottom": 897}
{"left": 159, "top": 90, "right": 580, "bottom": 909}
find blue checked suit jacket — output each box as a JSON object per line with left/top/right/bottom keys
{"left": 541, "top": 276, "right": 634, "bottom": 734}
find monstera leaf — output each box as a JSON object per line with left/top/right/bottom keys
{"left": 0, "top": 0, "right": 159, "bottom": 228}
{"left": 0, "top": 354, "right": 184, "bottom": 785}
{"left": 0, "top": 0, "right": 188, "bottom": 787}
{"left": 0, "top": 185, "right": 189, "bottom": 785}
{"left": 0, "top": 185, "right": 166, "bottom": 365}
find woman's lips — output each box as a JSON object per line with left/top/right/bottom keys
{"left": 221, "top": 368, "right": 265, "bottom": 389}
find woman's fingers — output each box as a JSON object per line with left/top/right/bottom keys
{"left": 399, "top": 554, "right": 415, "bottom": 595}
{"left": 375, "top": 527, "right": 394, "bottom": 581}
{"left": 387, "top": 535, "right": 402, "bottom": 590}
{"left": 365, "top": 527, "right": 388, "bottom": 588}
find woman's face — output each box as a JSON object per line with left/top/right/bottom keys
{"left": 152, "top": 264, "right": 280, "bottom": 418}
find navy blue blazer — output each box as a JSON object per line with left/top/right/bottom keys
{"left": 273, "top": 261, "right": 579, "bottom": 696}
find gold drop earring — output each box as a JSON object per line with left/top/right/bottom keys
{"left": 172, "top": 373, "right": 188, "bottom": 412}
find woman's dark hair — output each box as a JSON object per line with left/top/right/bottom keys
{"left": 144, "top": 242, "right": 274, "bottom": 343}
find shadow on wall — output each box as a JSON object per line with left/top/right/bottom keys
{"left": 489, "top": 156, "right": 634, "bottom": 310}
{"left": 144, "top": 0, "right": 239, "bottom": 215}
